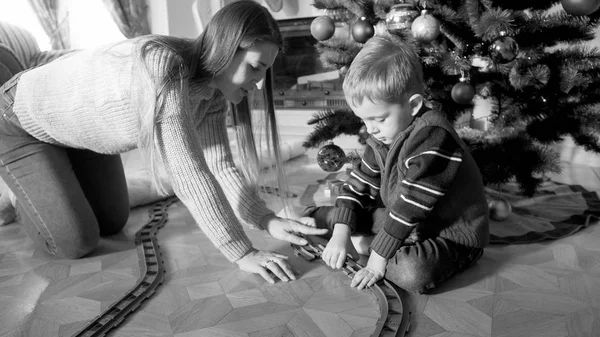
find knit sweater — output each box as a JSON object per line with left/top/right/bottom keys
{"left": 332, "top": 109, "right": 489, "bottom": 259}
{"left": 12, "top": 37, "right": 274, "bottom": 262}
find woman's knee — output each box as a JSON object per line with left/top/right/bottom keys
{"left": 98, "top": 204, "right": 129, "bottom": 236}
{"left": 52, "top": 228, "right": 100, "bottom": 259}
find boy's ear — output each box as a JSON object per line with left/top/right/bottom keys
{"left": 409, "top": 94, "right": 424, "bottom": 116}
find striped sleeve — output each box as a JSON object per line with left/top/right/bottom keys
{"left": 332, "top": 145, "right": 381, "bottom": 232}
{"left": 371, "top": 126, "right": 463, "bottom": 259}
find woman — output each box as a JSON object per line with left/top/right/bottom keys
{"left": 0, "top": 0, "right": 327, "bottom": 283}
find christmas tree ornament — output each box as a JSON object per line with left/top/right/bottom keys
{"left": 316, "top": 143, "right": 346, "bottom": 172}
{"left": 411, "top": 9, "right": 440, "bottom": 43}
{"left": 488, "top": 197, "right": 512, "bottom": 221}
{"left": 385, "top": 2, "right": 421, "bottom": 35}
{"left": 358, "top": 125, "right": 370, "bottom": 144}
{"left": 451, "top": 77, "right": 475, "bottom": 104}
{"left": 310, "top": 16, "right": 336, "bottom": 41}
{"left": 351, "top": 17, "right": 375, "bottom": 43}
{"left": 561, "top": 0, "right": 600, "bottom": 16}
{"left": 488, "top": 33, "right": 519, "bottom": 64}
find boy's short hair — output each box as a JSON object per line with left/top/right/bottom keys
{"left": 343, "top": 33, "right": 424, "bottom": 107}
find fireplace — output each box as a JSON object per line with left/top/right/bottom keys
{"left": 254, "top": 17, "right": 349, "bottom": 110}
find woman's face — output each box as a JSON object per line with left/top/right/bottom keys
{"left": 211, "top": 42, "right": 279, "bottom": 104}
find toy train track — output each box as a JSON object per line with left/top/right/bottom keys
{"left": 292, "top": 237, "right": 412, "bottom": 337}
{"left": 72, "top": 196, "right": 178, "bottom": 337}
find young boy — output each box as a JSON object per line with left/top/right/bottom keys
{"left": 305, "top": 33, "right": 490, "bottom": 294}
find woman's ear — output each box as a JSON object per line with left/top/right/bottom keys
{"left": 409, "top": 94, "right": 424, "bottom": 116}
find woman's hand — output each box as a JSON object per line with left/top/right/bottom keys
{"left": 351, "top": 250, "right": 387, "bottom": 290}
{"left": 236, "top": 249, "right": 296, "bottom": 283}
{"left": 323, "top": 224, "right": 359, "bottom": 269}
{"left": 261, "top": 214, "right": 328, "bottom": 245}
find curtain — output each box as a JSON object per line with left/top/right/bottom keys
{"left": 28, "top": 0, "right": 70, "bottom": 49}
{"left": 101, "top": 0, "right": 150, "bottom": 39}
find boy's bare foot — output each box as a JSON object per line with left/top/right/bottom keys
{"left": 351, "top": 234, "right": 374, "bottom": 256}
{"left": 0, "top": 190, "right": 16, "bottom": 226}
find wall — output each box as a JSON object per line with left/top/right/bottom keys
{"left": 147, "top": 0, "right": 322, "bottom": 37}
{"left": 268, "top": 0, "right": 321, "bottom": 20}
{"left": 147, "top": 0, "right": 199, "bottom": 38}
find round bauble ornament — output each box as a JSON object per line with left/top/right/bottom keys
{"left": 316, "top": 143, "right": 346, "bottom": 172}
{"left": 311, "top": 16, "right": 336, "bottom": 41}
{"left": 561, "top": 0, "right": 600, "bottom": 16}
{"left": 352, "top": 18, "right": 375, "bottom": 43}
{"left": 358, "top": 125, "right": 369, "bottom": 144}
{"left": 411, "top": 10, "right": 440, "bottom": 43}
{"left": 339, "top": 65, "right": 349, "bottom": 76}
{"left": 451, "top": 80, "right": 475, "bottom": 104}
{"left": 386, "top": 3, "right": 421, "bottom": 35}
{"left": 488, "top": 197, "right": 512, "bottom": 222}
{"left": 488, "top": 35, "right": 519, "bottom": 64}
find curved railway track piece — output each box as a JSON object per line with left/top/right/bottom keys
{"left": 73, "top": 196, "right": 178, "bottom": 337}
{"left": 292, "top": 237, "right": 412, "bottom": 337}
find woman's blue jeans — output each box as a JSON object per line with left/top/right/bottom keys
{"left": 0, "top": 76, "right": 129, "bottom": 259}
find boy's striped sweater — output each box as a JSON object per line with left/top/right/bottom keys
{"left": 332, "top": 110, "right": 489, "bottom": 259}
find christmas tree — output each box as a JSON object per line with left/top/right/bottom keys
{"left": 303, "top": 0, "right": 600, "bottom": 196}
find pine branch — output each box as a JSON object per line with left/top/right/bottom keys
{"left": 514, "top": 12, "right": 597, "bottom": 49}
{"left": 553, "top": 46, "right": 600, "bottom": 72}
{"left": 477, "top": 8, "right": 519, "bottom": 40}
{"left": 373, "top": 0, "right": 395, "bottom": 20}
{"left": 439, "top": 50, "right": 473, "bottom": 75}
{"left": 306, "top": 109, "right": 338, "bottom": 125}
{"left": 312, "top": 0, "right": 349, "bottom": 10}
{"left": 508, "top": 61, "right": 550, "bottom": 90}
{"left": 489, "top": 0, "right": 556, "bottom": 11}
{"left": 464, "top": 0, "right": 487, "bottom": 31}
{"left": 316, "top": 38, "right": 362, "bottom": 70}
{"left": 575, "top": 104, "right": 600, "bottom": 130}
{"left": 302, "top": 108, "right": 363, "bottom": 148}
{"left": 572, "top": 130, "right": 600, "bottom": 153}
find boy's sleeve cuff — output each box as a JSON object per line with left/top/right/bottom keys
{"left": 371, "top": 229, "right": 403, "bottom": 259}
{"left": 331, "top": 207, "right": 358, "bottom": 232}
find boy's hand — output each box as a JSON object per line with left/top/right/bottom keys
{"left": 323, "top": 223, "right": 359, "bottom": 269}
{"left": 351, "top": 250, "right": 387, "bottom": 290}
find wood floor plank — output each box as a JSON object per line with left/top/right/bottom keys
{"left": 1, "top": 154, "right": 600, "bottom": 336}
{"left": 286, "top": 309, "right": 328, "bottom": 337}
{"left": 28, "top": 318, "right": 60, "bottom": 337}
{"left": 304, "top": 308, "right": 355, "bottom": 337}
{"left": 175, "top": 327, "right": 247, "bottom": 337}
{"left": 213, "top": 309, "right": 300, "bottom": 335}
{"left": 495, "top": 288, "right": 589, "bottom": 315}
{"left": 492, "top": 310, "right": 567, "bottom": 337}
{"left": 226, "top": 288, "right": 269, "bottom": 308}
{"left": 565, "top": 307, "right": 600, "bottom": 337}
{"left": 187, "top": 281, "right": 225, "bottom": 300}
{"left": 111, "top": 310, "right": 173, "bottom": 337}
{"left": 424, "top": 296, "right": 492, "bottom": 337}
{"left": 497, "top": 264, "right": 560, "bottom": 291}
{"left": 169, "top": 295, "right": 233, "bottom": 334}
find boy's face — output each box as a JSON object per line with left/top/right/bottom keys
{"left": 350, "top": 94, "right": 423, "bottom": 145}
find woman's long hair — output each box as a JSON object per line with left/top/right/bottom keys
{"left": 136, "top": 0, "right": 289, "bottom": 208}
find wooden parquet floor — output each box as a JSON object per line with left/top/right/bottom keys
{"left": 1, "top": 152, "right": 600, "bottom": 337}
